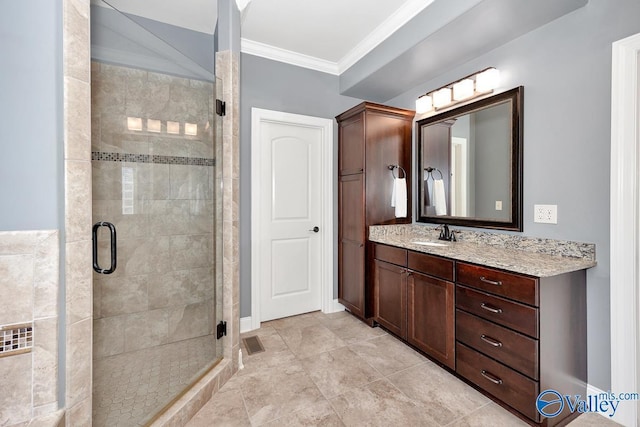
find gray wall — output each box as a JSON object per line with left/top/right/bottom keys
{"left": 0, "top": 1, "right": 62, "bottom": 231}
{"left": 240, "top": 53, "right": 363, "bottom": 318}
{"left": 91, "top": 6, "right": 215, "bottom": 81}
{"left": 385, "top": 0, "right": 640, "bottom": 390}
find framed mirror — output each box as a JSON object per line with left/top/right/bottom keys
{"left": 416, "top": 86, "right": 523, "bottom": 231}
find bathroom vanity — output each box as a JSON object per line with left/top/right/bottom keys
{"left": 368, "top": 225, "right": 596, "bottom": 426}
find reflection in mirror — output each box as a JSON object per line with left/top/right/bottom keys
{"left": 417, "top": 87, "right": 523, "bottom": 231}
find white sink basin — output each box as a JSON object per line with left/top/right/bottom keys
{"left": 410, "top": 240, "right": 449, "bottom": 247}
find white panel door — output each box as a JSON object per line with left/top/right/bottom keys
{"left": 259, "top": 119, "right": 322, "bottom": 321}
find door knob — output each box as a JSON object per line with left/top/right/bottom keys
{"left": 309, "top": 226, "right": 320, "bottom": 233}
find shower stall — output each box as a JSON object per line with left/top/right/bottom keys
{"left": 90, "top": 2, "right": 223, "bottom": 425}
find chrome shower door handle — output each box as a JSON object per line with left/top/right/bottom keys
{"left": 92, "top": 221, "right": 117, "bottom": 274}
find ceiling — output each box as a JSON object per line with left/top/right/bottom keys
{"left": 95, "top": 0, "right": 434, "bottom": 75}
{"left": 240, "top": 0, "right": 433, "bottom": 74}
{"left": 94, "top": 0, "right": 589, "bottom": 101}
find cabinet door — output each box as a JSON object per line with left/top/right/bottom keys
{"left": 373, "top": 259, "right": 407, "bottom": 339}
{"left": 365, "top": 112, "right": 413, "bottom": 225}
{"left": 338, "top": 173, "right": 366, "bottom": 318}
{"left": 338, "top": 113, "right": 364, "bottom": 176}
{"left": 407, "top": 271, "right": 455, "bottom": 369}
{"left": 339, "top": 240, "right": 365, "bottom": 317}
{"left": 339, "top": 174, "right": 365, "bottom": 243}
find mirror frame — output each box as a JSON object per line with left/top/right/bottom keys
{"left": 416, "top": 86, "right": 523, "bottom": 231}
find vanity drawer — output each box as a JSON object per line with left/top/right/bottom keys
{"left": 373, "top": 243, "right": 407, "bottom": 266}
{"left": 407, "top": 251, "right": 454, "bottom": 281}
{"left": 456, "top": 310, "right": 538, "bottom": 380}
{"left": 456, "top": 262, "right": 538, "bottom": 306}
{"left": 457, "top": 343, "right": 540, "bottom": 422}
{"left": 456, "top": 285, "right": 538, "bottom": 338}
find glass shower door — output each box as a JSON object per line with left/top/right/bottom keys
{"left": 90, "top": 3, "right": 222, "bottom": 425}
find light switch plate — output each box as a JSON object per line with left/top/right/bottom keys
{"left": 534, "top": 204, "right": 557, "bottom": 224}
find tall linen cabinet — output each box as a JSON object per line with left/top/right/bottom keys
{"left": 337, "top": 102, "right": 414, "bottom": 320}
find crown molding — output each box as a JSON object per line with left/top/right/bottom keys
{"left": 235, "top": 0, "right": 252, "bottom": 13}
{"left": 241, "top": 38, "right": 340, "bottom": 75}
{"left": 337, "top": 0, "right": 434, "bottom": 73}
{"left": 240, "top": 0, "right": 432, "bottom": 75}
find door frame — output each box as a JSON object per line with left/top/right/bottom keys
{"left": 250, "top": 107, "right": 334, "bottom": 330}
{"left": 610, "top": 32, "right": 640, "bottom": 427}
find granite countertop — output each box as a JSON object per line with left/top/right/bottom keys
{"left": 368, "top": 225, "right": 597, "bottom": 278}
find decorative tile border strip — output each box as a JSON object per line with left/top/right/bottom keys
{"left": 0, "top": 323, "right": 33, "bottom": 358}
{"left": 92, "top": 152, "right": 215, "bottom": 166}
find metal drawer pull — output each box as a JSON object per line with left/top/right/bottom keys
{"left": 481, "top": 370, "right": 503, "bottom": 385}
{"left": 480, "top": 334, "right": 503, "bottom": 347}
{"left": 480, "top": 303, "right": 503, "bottom": 314}
{"left": 480, "top": 276, "right": 502, "bottom": 286}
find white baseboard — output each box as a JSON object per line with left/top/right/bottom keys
{"left": 243, "top": 300, "right": 344, "bottom": 333}
{"left": 330, "top": 299, "right": 345, "bottom": 313}
{"left": 240, "top": 316, "right": 254, "bottom": 333}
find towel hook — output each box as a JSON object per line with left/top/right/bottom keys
{"left": 388, "top": 164, "right": 406, "bottom": 179}
{"left": 424, "top": 166, "right": 443, "bottom": 180}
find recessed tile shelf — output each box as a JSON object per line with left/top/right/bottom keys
{"left": 0, "top": 323, "right": 33, "bottom": 358}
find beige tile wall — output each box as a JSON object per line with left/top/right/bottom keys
{"left": 0, "top": 230, "right": 59, "bottom": 426}
{"left": 150, "top": 50, "right": 240, "bottom": 427}
{"left": 63, "top": 0, "right": 93, "bottom": 425}
{"left": 60, "top": 1, "right": 240, "bottom": 425}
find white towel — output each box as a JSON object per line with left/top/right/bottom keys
{"left": 433, "top": 179, "right": 447, "bottom": 216}
{"left": 391, "top": 178, "right": 407, "bottom": 218}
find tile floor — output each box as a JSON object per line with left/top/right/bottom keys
{"left": 93, "top": 335, "right": 220, "bottom": 426}
{"left": 187, "top": 311, "right": 620, "bottom": 427}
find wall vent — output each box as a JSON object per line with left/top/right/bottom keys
{"left": 0, "top": 323, "right": 33, "bottom": 358}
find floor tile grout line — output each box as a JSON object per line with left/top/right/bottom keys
{"left": 443, "top": 400, "right": 492, "bottom": 427}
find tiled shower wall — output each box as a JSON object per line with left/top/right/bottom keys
{"left": 0, "top": 230, "right": 61, "bottom": 426}
{"left": 61, "top": 1, "right": 241, "bottom": 424}
{"left": 91, "top": 62, "right": 217, "bottom": 360}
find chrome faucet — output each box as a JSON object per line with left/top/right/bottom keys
{"left": 438, "top": 224, "right": 457, "bottom": 242}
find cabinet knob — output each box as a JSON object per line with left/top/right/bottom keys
{"left": 309, "top": 226, "right": 320, "bottom": 233}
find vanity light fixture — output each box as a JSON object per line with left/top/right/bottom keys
{"left": 415, "top": 67, "right": 501, "bottom": 114}
{"left": 452, "top": 78, "right": 475, "bottom": 101}
{"left": 415, "top": 95, "right": 433, "bottom": 114}
{"left": 475, "top": 67, "right": 501, "bottom": 93}
{"left": 432, "top": 87, "right": 452, "bottom": 109}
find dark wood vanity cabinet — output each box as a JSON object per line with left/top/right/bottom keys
{"left": 455, "top": 262, "right": 587, "bottom": 425}
{"left": 371, "top": 243, "right": 455, "bottom": 369}
{"left": 337, "top": 103, "right": 414, "bottom": 319}
{"left": 369, "top": 241, "right": 588, "bottom": 425}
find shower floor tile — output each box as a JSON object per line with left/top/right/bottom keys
{"left": 92, "top": 335, "right": 218, "bottom": 427}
